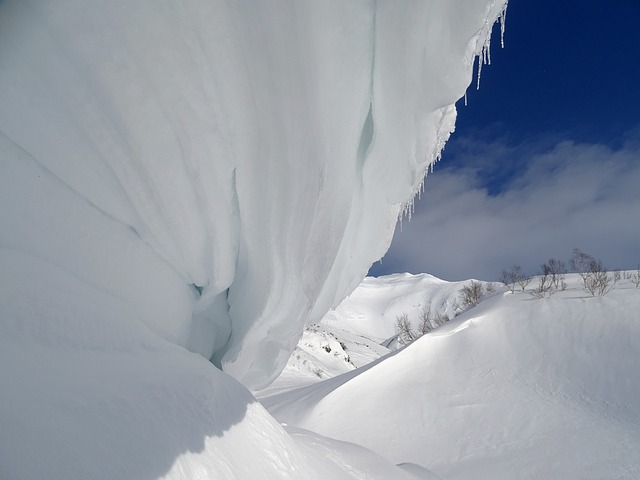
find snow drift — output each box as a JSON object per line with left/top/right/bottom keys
{"left": 263, "top": 274, "right": 640, "bottom": 479}
{"left": 1, "top": 1, "right": 508, "bottom": 478}
{"left": 255, "top": 273, "right": 480, "bottom": 396}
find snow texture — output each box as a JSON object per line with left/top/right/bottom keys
{"left": 0, "top": 1, "right": 508, "bottom": 478}
{"left": 263, "top": 273, "right": 640, "bottom": 479}
{"left": 0, "top": 0, "right": 507, "bottom": 388}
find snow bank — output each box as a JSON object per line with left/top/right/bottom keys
{"left": 263, "top": 274, "right": 640, "bottom": 479}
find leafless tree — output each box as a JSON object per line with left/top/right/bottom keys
{"left": 517, "top": 273, "right": 533, "bottom": 292}
{"left": 458, "top": 280, "right": 485, "bottom": 309}
{"left": 630, "top": 265, "right": 640, "bottom": 288}
{"left": 418, "top": 306, "right": 434, "bottom": 335}
{"left": 395, "top": 313, "right": 417, "bottom": 346}
{"left": 541, "top": 258, "right": 567, "bottom": 290}
{"left": 612, "top": 270, "right": 622, "bottom": 285}
{"left": 500, "top": 266, "right": 518, "bottom": 293}
{"left": 500, "top": 265, "right": 531, "bottom": 293}
{"left": 584, "top": 259, "right": 614, "bottom": 296}
{"left": 434, "top": 311, "right": 450, "bottom": 326}
{"left": 569, "top": 248, "right": 595, "bottom": 288}
{"left": 530, "top": 271, "right": 554, "bottom": 299}
{"left": 396, "top": 307, "right": 450, "bottom": 346}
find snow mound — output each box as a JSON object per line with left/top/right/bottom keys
{"left": 263, "top": 274, "right": 640, "bottom": 479}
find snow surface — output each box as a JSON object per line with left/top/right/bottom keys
{"left": 256, "top": 273, "right": 484, "bottom": 397}
{"left": 263, "top": 273, "right": 640, "bottom": 479}
{"left": 0, "top": 1, "right": 509, "bottom": 478}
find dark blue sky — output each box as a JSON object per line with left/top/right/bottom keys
{"left": 461, "top": 0, "right": 640, "bottom": 145}
{"left": 371, "top": 0, "right": 640, "bottom": 280}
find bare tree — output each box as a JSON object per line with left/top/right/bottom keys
{"left": 458, "top": 280, "right": 485, "bottom": 309}
{"left": 434, "top": 311, "right": 450, "bottom": 327}
{"left": 569, "top": 248, "right": 595, "bottom": 288}
{"left": 395, "top": 313, "right": 417, "bottom": 346}
{"left": 584, "top": 259, "right": 614, "bottom": 296}
{"left": 542, "top": 258, "right": 567, "bottom": 290}
{"left": 613, "top": 270, "right": 622, "bottom": 285}
{"left": 500, "top": 266, "right": 518, "bottom": 293}
{"left": 500, "top": 265, "right": 531, "bottom": 293}
{"left": 530, "top": 271, "right": 554, "bottom": 299}
{"left": 517, "top": 273, "right": 533, "bottom": 292}
{"left": 396, "top": 307, "right": 450, "bottom": 346}
{"left": 630, "top": 265, "right": 640, "bottom": 288}
{"left": 418, "top": 306, "right": 434, "bottom": 335}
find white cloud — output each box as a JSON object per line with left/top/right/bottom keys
{"left": 376, "top": 135, "right": 640, "bottom": 281}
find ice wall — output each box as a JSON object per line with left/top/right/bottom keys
{"left": 0, "top": 0, "right": 507, "bottom": 389}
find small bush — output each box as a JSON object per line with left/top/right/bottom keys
{"left": 584, "top": 259, "right": 614, "bottom": 296}
{"left": 529, "top": 271, "right": 554, "bottom": 299}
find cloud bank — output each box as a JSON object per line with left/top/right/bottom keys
{"left": 373, "top": 131, "right": 640, "bottom": 281}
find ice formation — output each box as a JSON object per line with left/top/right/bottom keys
{"left": 0, "top": 1, "right": 510, "bottom": 477}
{"left": 0, "top": 0, "right": 508, "bottom": 390}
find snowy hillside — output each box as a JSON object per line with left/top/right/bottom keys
{"left": 262, "top": 273, "right": 640, "bottom": 479}
{"left": 257, "top": 273, "right": 492, "bottom": 397}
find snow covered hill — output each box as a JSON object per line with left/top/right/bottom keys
{"left": 256, "top": 273, "right": 494, "bottom": 397}
{"left": 262, "top": 273, "right": 640, "bottom": 479}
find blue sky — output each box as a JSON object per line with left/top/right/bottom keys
{"left": 370, "top": 0, "right": 640, "bottom": 281}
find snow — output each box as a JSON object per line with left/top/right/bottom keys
{"left": 256, "top": 273, "right": 485, "bottom": 397}
{"left": 0, "top": 1, "right": 510, "bottom": 478}
{"left": 263, "top": 273, "right": 640, "bottom": 479}
{"left": 322, "top": 273, "right": 486, "bottom": 342}
{"left": 0, "top": 0, "right": 507, "bottom": 389}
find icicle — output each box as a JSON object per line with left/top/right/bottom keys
{"left": 499, "top": 1, "right": 508, "bottom": 49}
{"left": 476, "top": 0, "right": 509, "bottom": 90}
{"left": 476, "top": 48, "right": 483, "bottom": 90}
{"left": 476, "top": 30, "right": 491, "bottom": 89}
{"left": 464, "top": 91, "right": 468, "bottom": 106}
{"left": 417, "top": 178, "right": 424, "bottom": 200}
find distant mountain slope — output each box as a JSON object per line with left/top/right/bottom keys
{"left": 255, "top": 273, "right": 490, "bottom": 397}
{"left": 262, "top": 273, "right": 640, "bottom": 480}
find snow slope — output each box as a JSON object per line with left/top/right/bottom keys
{"left": 0, "top": 251, "right": 427, "bottom": 480}
{"left": 322, "top": 273, "right": 488, "bottom": 342}
{"left": 0, "top": 1, "right": 509, "bottom": 478}
{"left": 263, "top": 273, "right": 640, "bottom": 479}
{"left": 256, "top": 273, "right": 488, "bottom": 397}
